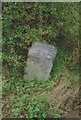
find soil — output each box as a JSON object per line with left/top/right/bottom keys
{"left": 41, "top": 67, "right": 80, "bottom": 118}
{"left": 42, "top": 79, "right": 79, "bottom": 118}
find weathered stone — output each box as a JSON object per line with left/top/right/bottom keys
{"left": 24, "top": 42, "right": 57, "bottom": 81}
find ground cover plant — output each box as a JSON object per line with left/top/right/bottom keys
{"left": 2, "top": 2, "right": 79, "bottom": 118}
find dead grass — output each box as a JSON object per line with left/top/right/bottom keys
{"left": 41, "top": 67, "right": 79, "bottom": 118}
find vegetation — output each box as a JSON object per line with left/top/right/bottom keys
{"left": 2, "top": 2, "right": 79, "bottom": 118}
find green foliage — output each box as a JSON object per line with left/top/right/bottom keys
{"left": 2, "top": 3, "right": 79, "bottom": 77}
{"left": 3, "top": 76, "right": 53, "bottom": 118}
{"left": 54, "top": 114, "right": 61, "bottom": 118}
{"left": 2, "top": 2, "right": 79, "bottom": 118}
{"left": 2, "top": 2, "right": 39, "bottom": 78}
{"left": 53, "top": 108, "right": 63, "bottom": 118}
{"left": 28, "top": 96, "right": 49, "bottom": 118}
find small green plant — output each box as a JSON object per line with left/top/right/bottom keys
{"left": 66, "top": 80, "right": 72, "bottom": 89}
{"left": 54, "top": 114, "right": 61, "bottom": 118}
{"left": 28, "top": 96, "right": 50, "bottom": 118}
{"left": 66, "top": 72, "right": 79, "bottom": 89}
{"left": 54, "top": 108, "right": 63, "bottom": 118}
{"left": 12, "top": 107, "right": 22, "bottom": 118}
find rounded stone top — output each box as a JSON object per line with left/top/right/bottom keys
{"left": 28, "top": 42, "right": 57, "bottom": 59}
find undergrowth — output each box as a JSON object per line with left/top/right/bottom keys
{"left": 2, "top": 49, "right": 79, "bottom": 118}
{"left": 2, "top": 2, "right": 79, "bottom": 119}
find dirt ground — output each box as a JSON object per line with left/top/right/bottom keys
{"left": 42, "top": 79, "right": 80, "bottom": 118}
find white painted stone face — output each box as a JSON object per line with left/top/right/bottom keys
{"left": 24, "top": 42, "right": 57, "bottom": 81}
